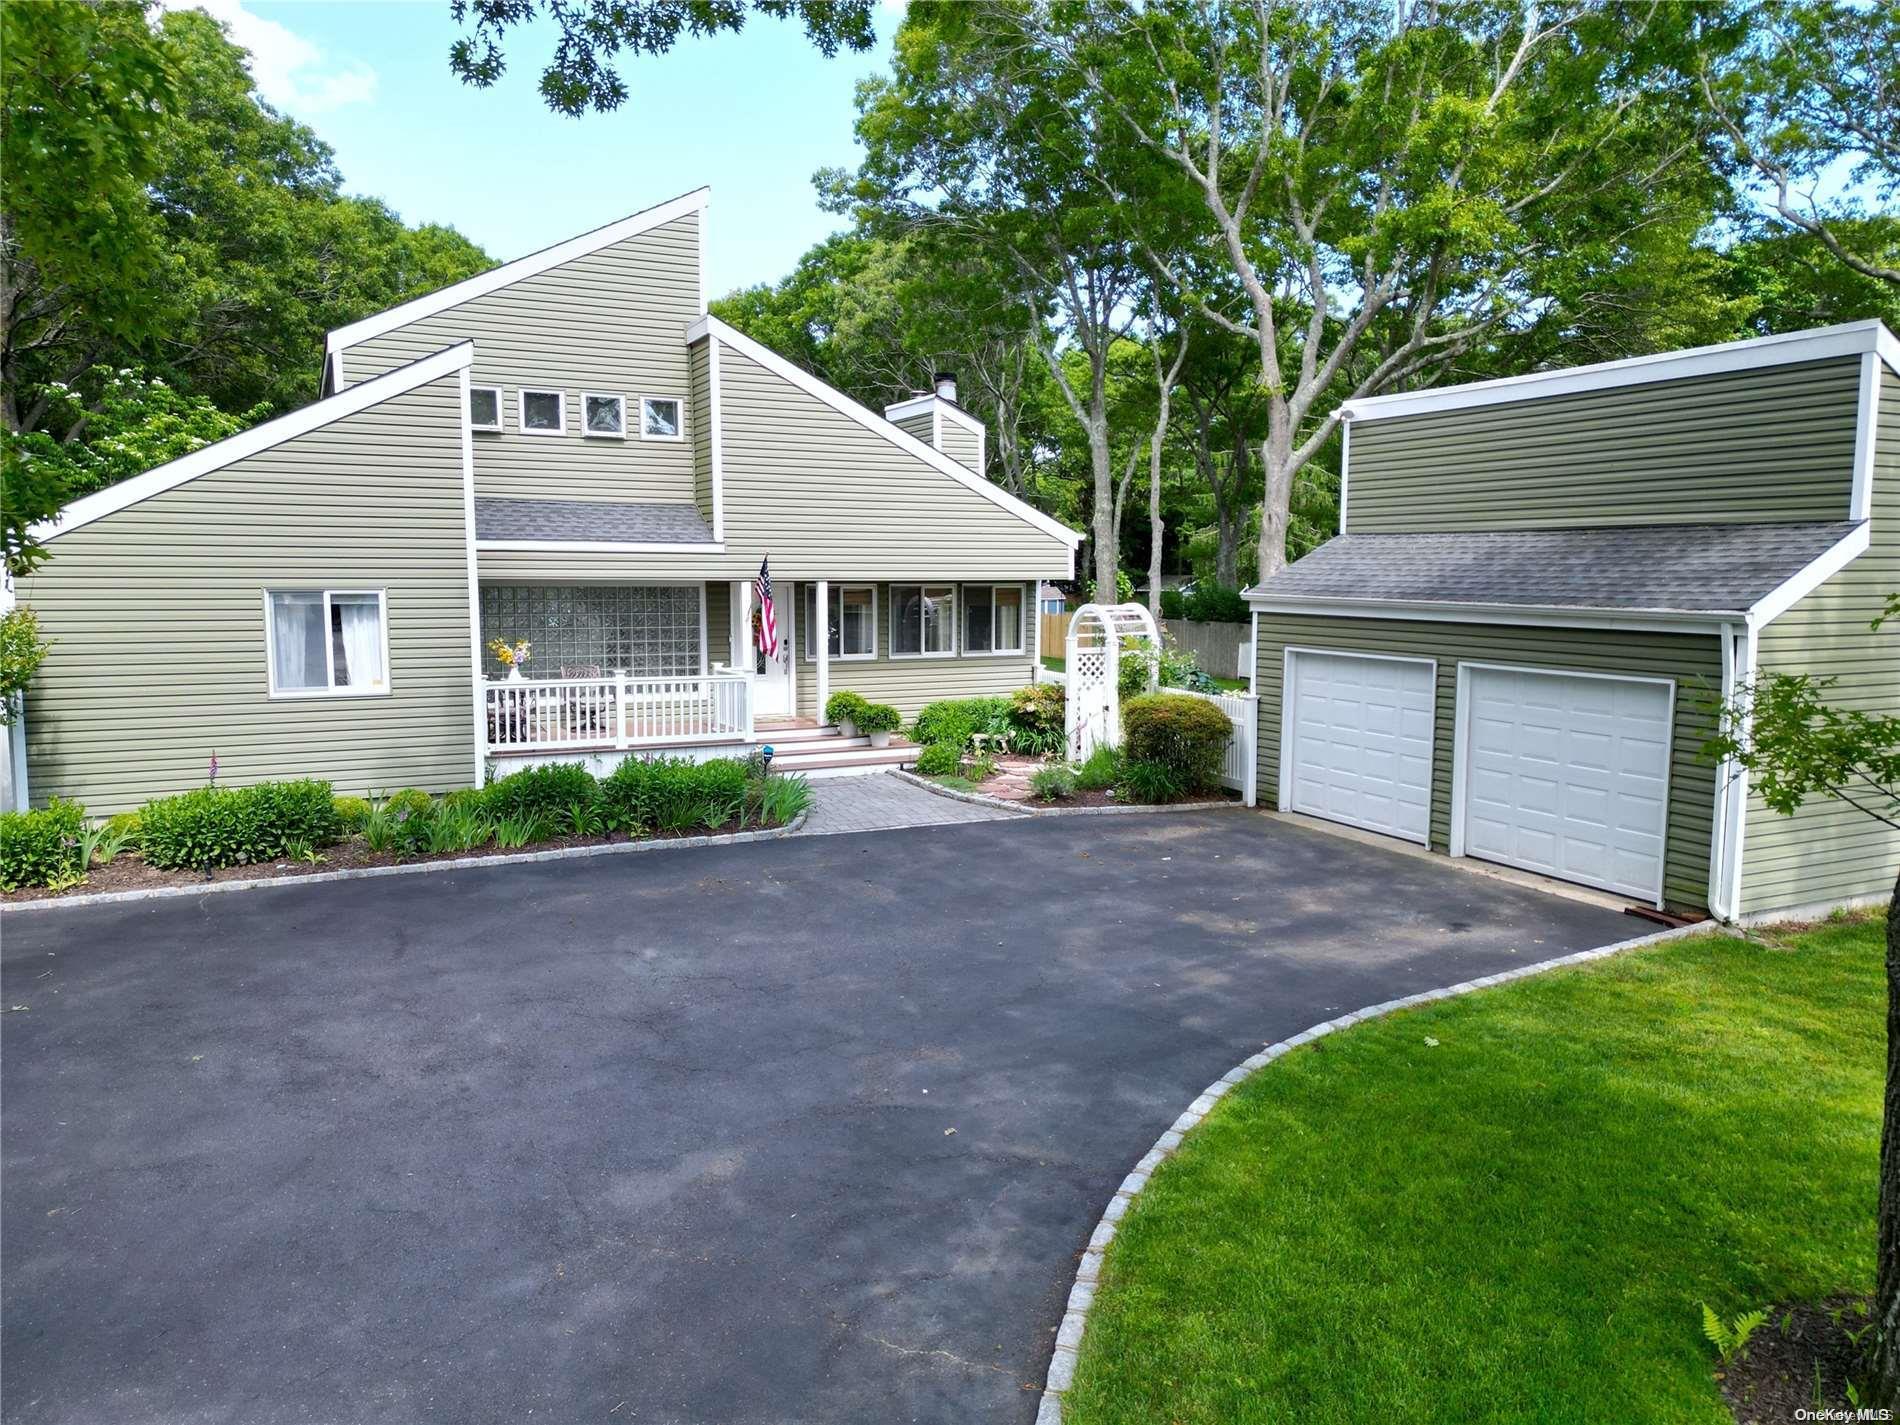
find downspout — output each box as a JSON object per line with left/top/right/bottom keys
{"left": 1709, "top": 621, "right": 1738, "bottom": 921}
{"left": 1725, "top": 618, "right": 1759, "bottom": 920}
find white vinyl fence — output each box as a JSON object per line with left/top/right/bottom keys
{"left": 1179, "top": 687, "right": 1259, "bottom": 805}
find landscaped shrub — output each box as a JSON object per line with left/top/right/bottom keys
{"left": 139, "top": 779, "right": 339, "bottom": 870}
{"left": 638, "top": 756, "right": 744, "bottom": 833}
{"left": 1159, "top": 587, "right": 1187, "bottom": 619}
{"left": 1182, "top": 582, "right": 1249, "bottom": 624}
{"left": 854, "top": 701, "right": 901, "bottom": 734}
{"left": 825, "top": 690, "right": 871, "bottom": 728}
{"left": 601, "top": 756, "right": 653, "bottom": 833}
{"left": 914, "top": 742, "right": 963, "bottom": 777}
{"left": 694, "top": 758, "right": 750, "bottom": 828}
{"left": 104, "top": 810, "right": 142, "bottom": 847}
{"left": 332, "top": 795, "right": 371, "bottom": 832}
{"left": 1008, "top": 683, "right": 1065, "bottom": 756}
{"left": 913, "top": 696, "right": 1011, "bottom": 750}
{"left": 1029, "top": 764, "right": 1077, "bottom": 801}
{"left": 0, "top": 799, "right": 85, "bottom": 890}
{"left": 483, "top": 762, "right": 597, "bottom": 822}
{"left": 1118, "top": 757, "right": 1187, "bottom": 804}
{"left": 1073, "top": 744, "right": 1123, "bottom": 791}
{"left": 1122, "top": 692, "right": 1232, "bottom": 791}
{"left": 382, "top": 787, "right": 435, "bottom": 821}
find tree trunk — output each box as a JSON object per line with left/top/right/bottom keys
{"left": 1090, "top": 418, "right": 1116, "bottom": 601}
{"left": 1256, "top": 401, "right": 1295, "bottom": 580}
{"left": 1875, "top": 863, "right": 1900, "bottom": 1406}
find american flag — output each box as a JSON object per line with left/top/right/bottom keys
{"left": 754, "top": 557, "right": 779, "bottom": 658}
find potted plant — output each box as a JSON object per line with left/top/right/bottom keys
{"left": 825, "top": 690, "right": 870, "bottom": 738}
{"left": 856, "top": 701, "right": 902, "bottom": 748}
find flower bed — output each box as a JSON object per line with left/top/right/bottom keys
{"left": 0, "top": 755, "right": 813, "bottom": 902}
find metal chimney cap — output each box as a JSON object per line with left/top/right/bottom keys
{"left": 932, "top": 371, "right": 958, "bottom": 402}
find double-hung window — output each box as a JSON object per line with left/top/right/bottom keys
{"left": 802, "top": 584, "right": 876, "bottom": 660}
{"left": 267, "top": 589, "right": 389, "bottom": 697}
{"left": 891, "top": 585, "right": 955, "bottom": 657}
{"left": 962, "top": 584, "right": 1024, "bottom": 655}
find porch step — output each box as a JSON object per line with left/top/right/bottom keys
{"left": 756, "top": 723, "right": 849, "bottom": 744}
{"left": 769, "top": 743, "right": 918, "bottom": 773}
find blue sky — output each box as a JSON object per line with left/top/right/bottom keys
{"left": 196, "top": 0, "right": 902, "bottom": 297}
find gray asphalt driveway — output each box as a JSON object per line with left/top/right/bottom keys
{"left": 2, "top": 810, "right": 1634, "bottom": 1424}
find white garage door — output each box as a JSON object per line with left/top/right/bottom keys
{"left": 1284, "top": 651, "right": 1435, "bottom": 843}
{"left": 1459, "top": 666, "right": 1673, "bottom": 902}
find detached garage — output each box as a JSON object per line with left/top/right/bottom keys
{"left": 1249, "top": 521, "right": 1872, "bottom": 919}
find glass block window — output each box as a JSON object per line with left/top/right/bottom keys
{"left": 480, "top": 585, "right": 702, "bottom": 679}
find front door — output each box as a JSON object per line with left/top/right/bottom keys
{"left": 750, "top": 582, "right": 794, "bottom": 717}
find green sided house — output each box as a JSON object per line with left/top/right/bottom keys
{"left": 7, "top": 188, "right": 1080, "bottom": 816}
{"left": 1247, "top": 320, "right": 1899, "bottom": 923}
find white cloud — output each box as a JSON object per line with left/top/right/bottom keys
{"left": 160, "top": 0, "right": 378, "bottom": 114}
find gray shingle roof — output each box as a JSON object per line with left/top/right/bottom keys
{"left": 474, "top": 498, "right": 713, "bottom": 544}
{"left": 1249, "top": 522, "right": 1863, "bottom": 615}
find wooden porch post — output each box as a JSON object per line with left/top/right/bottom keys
{"left": 815, "top": 579, "right": 829, "bottom": 727}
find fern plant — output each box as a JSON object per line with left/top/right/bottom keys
{"left": 1701, "top": 1301, "right": 1768, "bottom": 1365}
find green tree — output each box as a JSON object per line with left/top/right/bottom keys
{"left": 448, "top": 0, "right": 876, "bottom": 114}
{"left": 990, "top": 0, "right": 1714, "bottom": 576}
{"left": 1, "top": 0, "right": 177, "bottom": 430}
{"left": 1698, "top": 0, "right": 1899, "bottom": 287}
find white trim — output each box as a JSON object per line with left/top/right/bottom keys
{"left": 468, "top": 383, "right": 504, "bottom": 433}
{"left": 328, "top": 347, "right": 346, "bottom": 396}
{"left": 1726, "top": 622, "right": 1759, "bottom": 919}
{"left": 697, "top": 580, "right": 710, "bottom": 677}
{"left": 263, "top": 588, "right": 392, "bottom": 699}
{"left": 814, "top": 578, "right": 829, "bottom": 722}
{"left": 459, "top": 368, "right": 485, "bottom": 785}
{"left": 690, "top": 315, "right": 1082, "bottom": 548}
{"left": 475, "top": 539, "right": 725, "bottom": 554}
{"left": 958, "top": 582, "right": 1028, "bottom": 657}
{"left": 1449, "top": 661, "right": 1676, "bottom": 908}
{"left": 1709, "top": 621, "right": 1740, "bottom": 919}
{"left": 1337, "top": 420, "right": 1351, "bottom": 532}
{"left": 707, "top": 333, "right": 725, "bottom": 542}
{"left": 882, "top": 393, "right": 986, "bottom": 440}
{"left": 1279, "top": 646, "right": 1437, "bottom": 844}
{"left": 640, "top": 393, "right": 684, "bottom": 442}
{"left": 325, "top": 188, "right": 711, "bottom": 360}
{"left": 1852, "top": 351, "right": 1880, "bottom": 521}
{"left": 1748, "top": 521, "right": 1871, "bottom": 626}
{"left": 33, "top": 343, "right": 475, "bottom": 543}
{"left": 518, "top": 388, "right": 565, "bottom": 437}
{"left": 801, "top": 582, "right": 878, "bottom": 662}
{"left": 1246, "top": 595, "right": 1728, "bottom": 635}
{"left": 580, "top": 391, "right": 626, "bottom": 439}
{"left": 888, "top": 583, "right": 959, "bottom": 658}
{"left": 1342, "top": 319, "right": 1900, "bottom": 424}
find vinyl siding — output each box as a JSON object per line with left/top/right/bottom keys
{"left": 891, "top": 411, "right": 934, "bottom": 446}
{"left": 20, "top": 377, "right": 476, "bottom": 816}
{"left": 340, "top": 214, "right": 701, "bottom": 509}
{"left": 689, "top": 338, "right": 713, "bottom": 526}
{"left": 1347, "top": 357, "right": 1863, "bottom": 532}
{"left": 789, "top": 583, "right": 1037, "bottom": 720}
{"left": 1253, "top": 615, "right": 1723, "bottom": 911}
{"left": 475, "top": 342, "right": 1071, "bottom": 582}
{"left": 940, "top": 421, "right": 982, "bottom": 475}
{"left": 1740, "top": 363, "right": 1900, "bottom": 916}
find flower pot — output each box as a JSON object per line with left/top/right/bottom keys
{"left": 868, "top": 729, "right": 891, "bottom": 749}
{"left": 506, "top": 667, "right": 524, "bottom": 683}
{"left": 838, "top": 717, "right": 858, "bottom": 738}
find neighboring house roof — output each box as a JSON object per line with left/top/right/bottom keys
{"left": 1339, "top": 319, "right": 1899, "bottom": 424}
{"left": 1246, "top": 521, "right": 1869, "bottom": 622}
{"left": 687, "top": 314, "right": 1083, "bottom": 549}
{"left": 474, "top": 497, "right": 713, "bottom": 545}
{"left": 29, "top": 343, "right": 475, "bottom": 546}
{"left": 324, "top": 187, "right": 711, "bottom": 374}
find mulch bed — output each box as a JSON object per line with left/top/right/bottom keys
{"left": 950, "top": 754, "right": 1240, "bottom": 810}
{"left": 2, "top": 818, "right": 779, "bottom": 904}
{"left": 1718, "top": 1295, "right": 1873, "bottom": 1423}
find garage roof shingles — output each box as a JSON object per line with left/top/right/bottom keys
{"left": 474, "top": 497, "right": 713, "bottom": 544}
{"left": 1251, "top": 521, "right": 1863, "bottom": 615}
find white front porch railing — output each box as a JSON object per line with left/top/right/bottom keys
{"left": 483, "top": 673, "right": 753, "bottom": 753}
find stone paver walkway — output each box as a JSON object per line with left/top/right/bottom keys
{"left": 798, "top": 770, "right": 1023, "bottom": 835}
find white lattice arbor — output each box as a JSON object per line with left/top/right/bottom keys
{"left": 1065, "top": 602, "right": 1160, "bottom": 761}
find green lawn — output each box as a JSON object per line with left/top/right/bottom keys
{"left": 1039, "top": 654, "right": 1249, "bottom": 694}
{"left": 1064, "top": 914, "right": 1885, "bottom": 1425}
